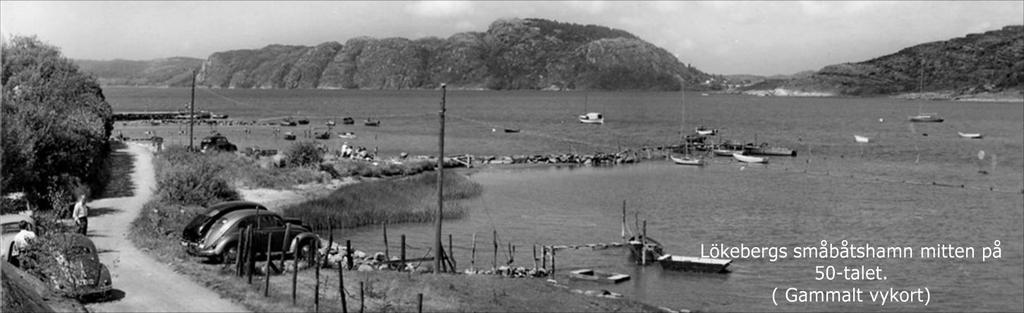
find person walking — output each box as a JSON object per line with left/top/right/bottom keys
{"left": 11, "top": 220, "right": 37, "bottom": 267}
{"left": 73, "top": 194, "right": 89, "bottom": 235}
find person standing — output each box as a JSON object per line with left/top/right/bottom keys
{"left": 73, "top": 194, "right": 89, "bottom": 235}
{"left": 11, "top": 220, "right": 37, "bottom": 267}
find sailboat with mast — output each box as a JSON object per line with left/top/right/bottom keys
{"left": 670, "top": 80, "right": 706, "bottom": 166}
{"left": 908, "top": 58, "right": 943, "bottom": 123}
{"left": 578, "top": 93, "right": 604, "bottom": 124}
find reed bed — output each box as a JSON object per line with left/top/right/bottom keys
{"left": 282, "top": 172, "right": 483, "bottom": 229}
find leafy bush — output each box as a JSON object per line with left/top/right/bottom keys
{"left": 286, "top": 141, "right": 324, "bottom": 168}
{"left": 156, "top": 146, "right": 239, "bottom": 207}
{"left": 2, "top": 36, "right": 113, "bottom": 209}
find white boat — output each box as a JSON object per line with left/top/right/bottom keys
{"left": 578, "top": 112, "right": 604, "bottom": 124}
{"left": 337, "top": 132, "right": 356, "bottom": 139}
{"left": 732, "top": 152, "right": 767, "bottom": 164}
{"left": 958, "top": 132, "right": 983, "bottom": 139}
{"left": 854, "top": 135, "right": 870, "bottom": 143}
{"left": 695, "top": 126, "right": 717, "bottom": 136}
{"left": 670, "top": 154, "right": 705, "bottom": 166}
{"left": 908, "top": 113, "right": 943, "bottom": 123}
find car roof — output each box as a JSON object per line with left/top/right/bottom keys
{"left": 221, "top": 208, "right": 279, "bottom": 220}
{"left": 205, "top": 201, "right": 267, "bottom": 215}
{"left": 1, "top": 214, "right": 34, "bottom": 227}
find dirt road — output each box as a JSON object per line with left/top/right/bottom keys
{"left": 85, "top": 143, "right": 247, "bottom": 312}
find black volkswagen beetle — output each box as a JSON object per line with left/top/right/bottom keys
{"left": 183, "top": 208, "right": 319, "bottom": 264}
{"left": 181, "top": 201, "right": 268, "bottom": 244}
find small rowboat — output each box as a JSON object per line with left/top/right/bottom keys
{"left": 578, "top": 112, "right": 604, "bottom": 124}
{"left": 733, "top": 152, "right": 767, "bottom": 164}
{"left": 338, "top": 132, "right": 356, "bottom": 139}
{"left": 364, "top": 119, "right": 380, "bottom": 127}
{"left": 713, "top": 148, "right": 742, "bottom": 156}
{"left": 854, "top": 135, "right": 870, "bottom": 143}
{"left": 908, "top": 113, "right": 943, "bottom": 123}
{"left": 568, "top": 269, "right": 630, "bottom": 284}
{"left": 283, "top": 132, "right": 296, "bottom": 140}
{"left": 341, "top": 117, "right": 355, "bottom": 125}
{"left": 695, "top": 126, "right": 717, "bottom": 136}
{"left": 657, "top": 254, "right": 732, "bottom": 273}
{"left": 503, "top": 128, "right": 520, "bottom": 133}
{"left": 958, "top": 132, "right": 983, "bottom": 139}
{"left": 670, "top": 154, "right": 705, "bottom": 166}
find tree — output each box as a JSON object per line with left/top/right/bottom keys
{"left": 1, "top": 36, "right": 113, "bottom": 209}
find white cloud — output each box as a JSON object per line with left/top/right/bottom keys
{"left": 404, "top": 1, "right": 474, "bottom": 18}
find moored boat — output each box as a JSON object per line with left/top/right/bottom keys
{"left": 958, "top": 132, "right": 983, "bottom": 139}
{"left": 504, "top": 128, "right": 520, "bottom": 133}
{"left": 627, "top": 235, "right": 664, "bottom": 265}
{"left": 314, "top": 131, "right": 331, "bottom": 140}
{"left": 854, "top": 135, "right": 870, "bottom": 143}
{"left": 578, "top": 112, "right": 604, "bottom": 124}
{"left": 341, "top": 117, "right": 355, "bottom": 125}
{"left": 568, "top": 269, "right": 631, "bottom": 284}
{"left": 695, "top": 126, "right": 717, "bottom": 136}
{"left": 657, "top": 254, "right": 732, "bottom": 273}
{"left": 733, "top": 152, "right": 767, "bottom": 163}
{"left": 670, "top": 154, "right": 705, "bottom": 166}
{"left": 283, "top": 132, "right": 296, "bottom": 140}
{"left": 908, "top": 113, "right": 943, "bottom": 123}
{"left": 364, "top": 119, "right": 380, "bottom": 126}
{"left": 338, "top": 132, "right": 356, "bottom": 139}
{"left": 713, "top": 148, "right": 743, "bottom": 156}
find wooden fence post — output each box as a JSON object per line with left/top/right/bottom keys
{"left": 315, "top": 253, "right": 320, "bottom": 313}
{"left": 247, "top": 228, "right": 255, "bottom": 284}
{"left": 642, "top": 220, "right": 647, "bottom": 265}
{"left": 400, "top": 235, "right": 406, "bottom": 271}
{"left": 338, "top": 261, "right": 347, "bottom": 313}
{"left": 346, "top": 240, "right": 353, "bottom": 270}
{"left": 418, "top": 293, "right": 423, "bottom": 313}
{"left": 448, "top": 234, "right": 455, "bottom": 271}
{"left": 292, "top": 249, "right": 298, "bottom": 305}
{"left": 264, "top": 232, "right": 272, "bottom": 297}
{"left": 470, "top": 233, "right": 476, "bottom": 272}
{"left": 551, "top": 248, "right": 556, "bottom": 277}
{"left": 281, "top": 223, "right": 291, "bottom": 270}
{"left": 383, "top": 219, "right": 389, "bottom": 260}
{"left": 492, "top": 230, "right": 498, "bottom": 270}
{"left": 541, "top": 246, "right": 547, "bottom": 270}
{"left": 532, "top": 245, "right": 537, "bottom": 269}
{"left": 359, "top": 281, "right": 365, "bottom": 313}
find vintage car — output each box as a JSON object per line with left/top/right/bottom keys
{"left": 181, "top": 201, "right": 268, "bottom": 244}
{"left": 183, "top": 209, "right": 319, "bottom": 264}
{"left": 200, "top": 134, "right": 237, "bottom": 153}
{"left": 21, "top": 233, "right": 112, "bottom": 298}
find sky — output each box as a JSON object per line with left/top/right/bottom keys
{"left": 2, "top": 1, "right": 1022, "bottom": 76}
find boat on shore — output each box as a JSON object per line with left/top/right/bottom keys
{"left": 657, "top": 254, "right": 732, "bottom": 273}
{"left": 743, "top": 143, "right": 797, "bottom": 157}
{"left": 958, "top": 132, "right": 983, "bottom": 139}
{"left": 908, "top": 113, "right": 943, "bottom": 123}
{"left": 733, "top": 152, "right": 767, "bottom": 163}
{"left": 579, "top": 112, "right": 604, "bottom": 124}
{"left": 854, "top": 135, "right": 870, "bottom": 143}
{"left": 568, "top": 269, "right": 631, "bottom": 284}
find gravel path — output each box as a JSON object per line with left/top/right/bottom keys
{"left": 84, "top": 143, "right": 248, "bottom": 312}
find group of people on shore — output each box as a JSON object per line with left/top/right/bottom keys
{"left": 340, "top": 142, "right": 375, "bottom": 160}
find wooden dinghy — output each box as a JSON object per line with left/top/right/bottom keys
{"left": 732, "top": 152, "right": 767, "bottom": 164}
{"left": 568, "top": 269, "right": 630, "bottom": 284}
{"left": 854, "top": 135, "right": 870, "bottom": 143}
{"left": 657, "top": 254, "right": 732, "bottom": 273}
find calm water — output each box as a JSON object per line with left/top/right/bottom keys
{"left": 105, "top": 88, "right": 1023, "bottom": 311}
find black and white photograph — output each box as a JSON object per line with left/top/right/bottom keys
{"left": 1, "top": 1, "right": 1022, "bottom": 312}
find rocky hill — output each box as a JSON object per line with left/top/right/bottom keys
{"left": 78, "top": 18, "right": 710, "bottom": 91}
{"left": 74, "top": 57, "right": 203, "bottom": 87}
{"left": 762, "top": 25, "right": 1023, "bottom": 96}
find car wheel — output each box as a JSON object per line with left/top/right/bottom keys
{"left": 220, "top": 244, "right": 238, "bottom": 264}
{"left": 296, "top": 240, "right": 317, "bottom": 264}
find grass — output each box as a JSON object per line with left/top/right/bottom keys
{"left": 282, "top": 171, "right": 483, "bottom": 229}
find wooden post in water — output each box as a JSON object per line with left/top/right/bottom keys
{"left": 492, "top": 230, "right": 498, "bottom": 270}
{"left": 338, "top": 261, "right": 347, "bottom": 313}
{"left": 448, "top": 234, "right": 455, "bottom": 271}
{"left": 264, "top": 232, "right": 272, "bottom": 297}
{"left": 551, "top": 247, "right": 556, "bottom": 277}
{"left": 532, "top": 245, "right": 538, "bottom": 269}
{"left": 470, "top": 233, "right": 477, "bottom": 271}
{"left": 383, "top": 219, "right": 389, "bottom": 260}
{"left": 621, "top": 200, "right": 627, "bottom": 239}
{"left": 541, "top": 246, "right": 547, "bottom": 270}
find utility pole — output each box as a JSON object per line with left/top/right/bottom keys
{"left": 434, "top": 84, "right": 447, "bottom": 273}
{"left": 189, "top": 69, "right": 197, "bottom": 151}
